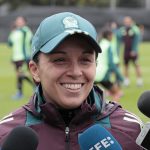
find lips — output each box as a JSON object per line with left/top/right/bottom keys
{"left": 61, "top": 83, "right": 83, "bottom": 90}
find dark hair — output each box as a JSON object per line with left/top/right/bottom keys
{"left": 95, "top": 52, "right": 98, "bottom": 59}
{"left": 101, "top": 30, "right": 112, "bottom": 39}
{"left": 32, "top": 51, "right": 40, "bottom": 64}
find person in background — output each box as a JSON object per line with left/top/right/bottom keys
{"left": 0, "top": 12, "right": 143, "bottom": 150}
{"left": 95, "top": 29, "right": 124, "bottom": 102}
{"left": 117, "top": 16, "right": 143, "bottom": 87}
{"left": 8, "top": 16, "right": 34, "bottom": 100}
{"left": 137, "top": 24, "right": 145, "bottom": 42}
{"left": 110, "top": 21, "right": 123, "bottom": 86}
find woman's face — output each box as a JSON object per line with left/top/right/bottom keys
{"left": 29, "top": 36, "right": 97, "bottom": 109}
{"left": 15, "top": 17, "right": 26, "bottom": 28}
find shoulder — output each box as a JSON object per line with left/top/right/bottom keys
{"left": 0, "top": 107, "right": 27, "bottom": 144}
{"left": 119, "top": 26, "right": 125, "bottom": 32}
{"left": 9, "top": 29, "right": 20, "bottom": 37}
{"left": 110, "top": 103, "right": 143, "bottom": 127}
{"left": 22, "top": 26, "right": 32, "bottom": 33}
{"left": 99, "top": 39, "right": 111, "bottom": 53}
{"left": 95, "top": 100, "right": 143, "bottom": 149}
{"left": 99, "top": 101, "right": 143, "bottom": 139}
{"left": 109, "top": 104, "right": 143, "bottom": 139}
{"left": 131, "top": 25, "right": 140, "bottom": 36}
{"left": 104, "top": 102, "right": 143, "bottom": 149}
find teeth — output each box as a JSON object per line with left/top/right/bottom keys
{"left": 62, "top": 84, "right": 82, "bottom": 90}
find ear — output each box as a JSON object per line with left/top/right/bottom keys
{"left": 29, "top": 60, "right": 41, "bottom": 83}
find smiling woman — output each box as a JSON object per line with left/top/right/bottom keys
{"left": 0, "top": 12, "right": 143, "bottom": 150}
{"left": 29, "top": 34, "right": 97, "bottom": 109}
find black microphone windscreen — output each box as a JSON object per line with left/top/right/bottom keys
{"left": 137, "top": 90, "right": 150, "bottom": 118}
{"left": 2, "top": 126, "right": 39, "bottom": 150}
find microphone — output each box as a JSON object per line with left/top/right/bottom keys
{"left": 78, "top": 124, "right": 122, "bottom": 150}
{"left": 137, "top": 90, "right": 150, "bottom": 118}
{"left": 136, "top": 91, "right": 150, "bottom": 150}
{"left": 1, "top": 126, "right": 39, "bottom": 150}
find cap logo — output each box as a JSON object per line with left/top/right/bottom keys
{"left": 63, "top": 16, "right": 78, "bottom": 29}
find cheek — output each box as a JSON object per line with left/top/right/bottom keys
{"left": 88, "top": 65, "right": 96, "bottom": 81}
{"left": 39, "top": 67, "right": 62, "bottom": 85}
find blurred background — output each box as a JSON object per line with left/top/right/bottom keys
{"left": 0, "top": 0, "right": 150, "bottom": 42}
{"left": 0, "top": 0, "right": 150, "bottom": 123}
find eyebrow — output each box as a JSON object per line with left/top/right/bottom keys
{"left": 83, "top": 50, "right": 95, "bottom": 54}
{"left": 50, "top": 50, "right": 95, "bottom": 55}
{"left": 50, "top": 51, "right": 66, "bottom": 55}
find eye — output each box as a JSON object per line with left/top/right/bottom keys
{"left": 82, "top": 58, "right": 91, "bottom": 62}
{"left": 54, "top": 58, "right": 65, "bottom": 62}
{"left": 53, "top": 57, "right": 68, "bottom": 65}
{"left": 80, "top": 57, "right": 94, "bottom": 65}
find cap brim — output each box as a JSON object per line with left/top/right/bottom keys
{"left": 40, "top": 31, "right": 102, "bottom": 54}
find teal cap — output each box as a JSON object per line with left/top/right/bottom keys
{"left": 31, "top": 12, "right": 101, "bottom": 58}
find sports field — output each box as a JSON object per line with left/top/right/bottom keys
{"left": 0, "top": 42, "right": 150, "bottom": 122}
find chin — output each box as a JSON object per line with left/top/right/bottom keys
{"left": 62, "top": 102, "right": 82, "bottom": 109}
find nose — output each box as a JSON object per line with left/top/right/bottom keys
{"left": 66, "top": 62, "right": 83, "bottom": 78}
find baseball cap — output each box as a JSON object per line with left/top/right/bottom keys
{"left": 31, "top": 12, "right": 102, "bottom": 59}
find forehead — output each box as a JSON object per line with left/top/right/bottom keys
{"left": 53, "top": 34, "right": 95, "bottom": 53}
{"left": 124, "top": 17, "right": 132, "bottom": 23}
{"left": 16, "top": 17, "right": 25, "bottom": 22}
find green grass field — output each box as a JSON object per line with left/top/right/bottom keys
{"left": 0, "top": 42, "right": 150, "bottom": 122}
{"left": 0, "top": 43, "right": 33, "bottom": 118}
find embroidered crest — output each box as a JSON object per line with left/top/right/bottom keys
{"left": 63, "top": 16, "right": 78, "bottom": 29}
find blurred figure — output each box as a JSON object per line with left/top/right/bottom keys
{"left": 95, "top": 29, "right": 124, "bottom": 102}
{"left": 138, "top": 24, "right": 145, "bottom": 42}
{"left": 8, "top": 16, "right": 34, "bottom": 100}
{"left": 110, "top": 21, "right": 122, "bottom": 86}
{"left": 110, "top": 22, "right": 120, "bottom": 66}
{"left": 118, "top": 16, "right": 143, "bottom": 87}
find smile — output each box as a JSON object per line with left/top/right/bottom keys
{"left": 61, "top": 83, "right": 83, "bottom": 90}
